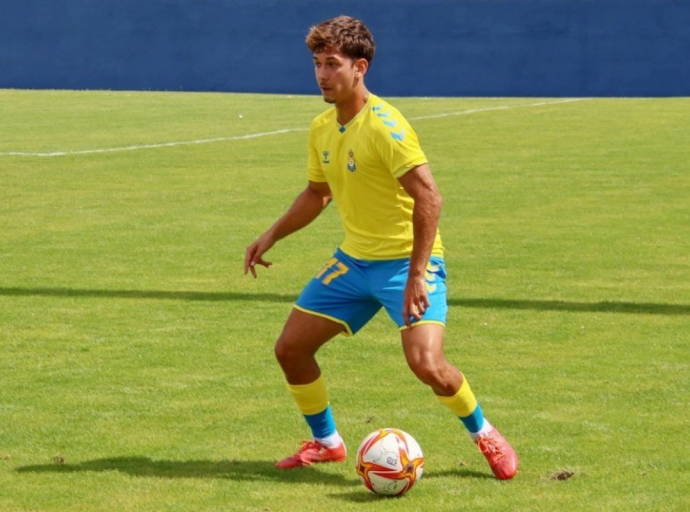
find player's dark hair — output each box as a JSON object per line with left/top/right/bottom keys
{"left": 306, "top": 15, "right": 376, "bottom": 64}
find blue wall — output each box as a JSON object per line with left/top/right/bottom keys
{"left": 1, "top": 0, "right": 688, "bottom": 96}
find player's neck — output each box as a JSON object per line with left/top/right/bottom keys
{"left": 336, "top": 87, "right": 370, "bottom": 126}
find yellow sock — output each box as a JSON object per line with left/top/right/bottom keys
{"left": 436, "top": 377, "right": 478, "bottom": 418}
{"left": 286, "top": 374, "right": 329, "bottom": 416}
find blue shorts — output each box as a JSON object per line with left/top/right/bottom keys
{"left": 295, "top": 248, "right": 448, "bottom": 336}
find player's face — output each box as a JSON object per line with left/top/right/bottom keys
{"left": 313, "top": 51, "right": 360, "bottom": 105}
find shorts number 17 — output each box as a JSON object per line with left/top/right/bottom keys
{"left": 315, "top": 258, "right": 349, "bottom": 285}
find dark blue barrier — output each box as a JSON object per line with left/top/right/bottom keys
{"left": 1, "top": 0, "right": 688, "bottom": 96}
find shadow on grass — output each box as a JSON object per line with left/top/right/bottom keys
{"left": 1, "top": 286, "right": 689, "bottom": 315}
{"left": 0, "top": 286, "right": 296, "bottom": 303}
{"left": 448, "top": 297, "right": 690, "bottom": 315}
{"left": 423, "top": 467, "right": 495, "bottom": 480}
{"left": 330, "top": 467, "right": 493, "bottom": 503}
{"left": 16, "top": 456, "right": 496, "bottom": 506}
{"left": 15, "top": 456, "right": 357, "bottom": 486}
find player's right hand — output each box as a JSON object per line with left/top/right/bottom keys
{"left": 244, "top": 238, "right": 273, "bottom": 278}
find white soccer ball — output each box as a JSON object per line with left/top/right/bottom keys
{"left": 355, "top": 428, "right": 424, "bottom": 496}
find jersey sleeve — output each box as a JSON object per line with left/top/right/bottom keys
{"left": 372, "top": 111, "right": 428, "bottom": 178}
{"left": 307, "top": 124, "right": 328, "bottom": 183}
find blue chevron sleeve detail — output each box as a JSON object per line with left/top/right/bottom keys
{"left": 372, "top": 102, "right": 406, "bottom": 141}
{"left": 390, "top": 128, "right": 406, "bottom": 141}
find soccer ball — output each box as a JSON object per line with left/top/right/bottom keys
{"left": 355, "top": 428, "right": 424, "bottom": 496}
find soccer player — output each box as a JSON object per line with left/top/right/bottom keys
{"left": 244, "top": 15, "right": 518, "bottom": 480}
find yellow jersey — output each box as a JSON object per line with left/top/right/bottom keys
{"left": 307, "top": 94, "right": 444, "bottom": 260}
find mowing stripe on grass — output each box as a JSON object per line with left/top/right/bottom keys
{"left": 0, "top": 98, "right": 588, "bottom": 158}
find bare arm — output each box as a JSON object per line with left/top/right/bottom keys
{"left": 397, "top": 163, "right": 443, "bottom": 326}
{"left": 244, "top": 180, "right": 332, "bottom": 278}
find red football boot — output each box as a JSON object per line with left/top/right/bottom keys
{"left": 474, "top": 426, "right": 519, "bottom": 480}
{"left": 275, "top": 440, "right": 347, "bottom": 469}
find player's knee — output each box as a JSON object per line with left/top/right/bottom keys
{"left": 274, "top": 335, "right": 308, "bottom": 369}
{"left": 409, "top": 358, "right": 455, "bottom": 393}
{"left": 274, "top": 337, "right": 292, "bottom": 367}
{"left": 409, "top": 358, "right": 440, "bottom": 384}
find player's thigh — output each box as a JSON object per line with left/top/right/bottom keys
{"left": 401, "top": 323, "right": 462, "bottom": 394}
{"left": 400, "top": 323, "right": 447, "bottom": 371}
{"left": 276, "top": 307, "right": 345, "bottom": 357}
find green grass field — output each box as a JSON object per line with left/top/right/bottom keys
{"left": 1, "top": 90, "right": 689, "bottom": 511}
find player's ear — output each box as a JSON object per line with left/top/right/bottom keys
{"left": 354, "top": 58, "right": 369, "bottom": 78}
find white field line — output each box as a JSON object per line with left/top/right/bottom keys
{"left": 0, "top": 98, "right": 588, "bottom": 158}
{"left": 0, "top": 128, "right": 299, "bottom": 158}
{"left": 409, "top": 97, "right": 587, "bottom": 121}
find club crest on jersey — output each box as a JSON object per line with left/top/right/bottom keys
{"left": 347, "top": 149, "right": 356, "bottom": 172}
{"left": 322, "top": 151, "right": 330, "bottom": 164}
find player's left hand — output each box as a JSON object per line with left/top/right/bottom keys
{"left": 403, "top": 276, "right": 430, "bottom": 327}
